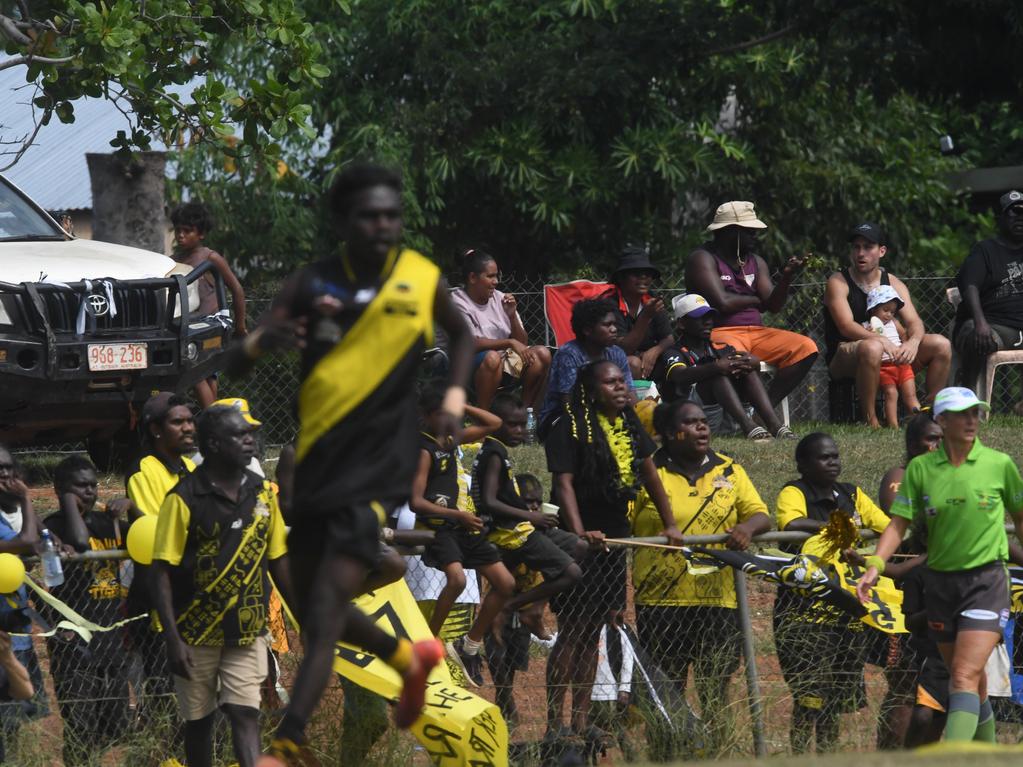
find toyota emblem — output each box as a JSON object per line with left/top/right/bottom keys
{"left": 85, "top": 294, "right": 109, "bottom": 317}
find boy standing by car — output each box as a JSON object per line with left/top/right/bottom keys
{"left": 171, "top": 202, "right": 248, "bottom": 407}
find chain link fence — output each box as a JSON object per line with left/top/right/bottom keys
{"left": 225, "top": 269, "right": 1023, "bottom": 448}
{"left": 2, "top": 528, "right": 1020, "bottom": 764}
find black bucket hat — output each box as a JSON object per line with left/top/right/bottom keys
{"left": 611, "top": 245, "right": 660, "bottom": 280}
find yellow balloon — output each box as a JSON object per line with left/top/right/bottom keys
{"left": 0, "top": 553, "right": 25, "bottom": 594}
{"left": 127, "top": 515, "right": 158, "bottom": 565}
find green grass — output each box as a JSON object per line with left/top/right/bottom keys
{"left": 508, "top": 417, "right": 1023, "bottom": 524}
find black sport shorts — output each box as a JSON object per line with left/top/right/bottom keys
{"left": 636, "top": 605, "right": 742, "bottom": 682}
{"left": 287, "top": 502, "right": 392, "bottom": 622}
{"left": 500, "top": 527, "right": 579, "bottom": 582}
{"left": 915, "top": 655, "right": 950, "bottom": 712}
{"left": 552, "top": 546, "right": 627, "bottom": 616}
{"left": 924, "top": 562, "right": 1010, "bottom": 643}
{"left": 422, "top": 527, "right": 502, "bottom": 570}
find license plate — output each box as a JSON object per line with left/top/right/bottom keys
{"left": 87, "top": 342, "right": 147, "bottom": 372}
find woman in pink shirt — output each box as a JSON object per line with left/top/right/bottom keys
{"left": 450, "top": 250, "right": 551, "bottom": 409}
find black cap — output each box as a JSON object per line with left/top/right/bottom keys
{"left": 848, "top": 222, "right": 885, "bottom": 245}
{"left": 611, "top": 245, "right": 660, "bottom": 279}
{"left": 141, "top": 392, "right": 175, "bottom": 427}
{"left": 1000, "top": 190, "right": 1023, "bottom": 213}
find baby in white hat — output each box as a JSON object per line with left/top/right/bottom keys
{"left": 864, "top": 285, "right": 921, "bottom": 426}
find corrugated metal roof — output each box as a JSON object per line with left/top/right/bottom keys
{"left": 0, "top": 68, "right": 168, "bottom": 211}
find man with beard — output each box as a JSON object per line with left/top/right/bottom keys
{"left": 954, "top": 190, "right": 1023, "bottom": 395}
{"left": 684, "top": 201, "right": 818, "bottom": 408}
{"left": 823, "top": 222, "right": 951, "bottom": 426}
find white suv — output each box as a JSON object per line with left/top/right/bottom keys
{"left": 0, "top": 174, "right": 230, "bottom": 462}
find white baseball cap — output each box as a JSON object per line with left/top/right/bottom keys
{"left": 672, "top": 293, "right": 717, "bottom": 320}
{"left": 866, "top": 285, "right": 904, "bottom": 313}
{"left": 932, "top": 387, "right": 990, "bottom": 416}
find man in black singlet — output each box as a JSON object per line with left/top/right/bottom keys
{"left": 232, "top": 163, "right": 474, "bottom": 766}
{"left": 823, "top": 222, "right": 951, "bottom": 426}
{"left": 954, "top": 191, "right": 1023, "bottom": 392}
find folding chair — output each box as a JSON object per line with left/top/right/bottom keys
{"left": 948, "top": 286, "right": 1023, "bottom": 418}
{"left": 542, "top": 279, "right": 612, "bottom": 346}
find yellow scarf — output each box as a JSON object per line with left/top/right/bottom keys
{"left": 597, "top": 412, "right": 635, "bottom": 488}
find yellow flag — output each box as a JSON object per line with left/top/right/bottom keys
{"left": 834, "top": 561, "right": 907, "bottom": 634}
{"left": 333, "top": 580, "right": 509, "bottom": 766}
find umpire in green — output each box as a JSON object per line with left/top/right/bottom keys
{"left": 857, "top": 387, "right": 1023, "bottom": 743}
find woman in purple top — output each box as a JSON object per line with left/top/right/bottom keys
{"left": 684, "top": 201, "right": 818, "bottom": 406}
{"left": 538, "top": 298, "right": 634, "bottom": 439}
{"left": 450, "top": 249, "right": 551, "bottom": 409}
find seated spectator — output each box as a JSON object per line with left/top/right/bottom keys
{"left": 451, "top": 249, "right": 551, "bottom": 409}
{"left": 601, "top": 246, "right": 673, "bottom": 378}
{"left": 654, "top": 293, "right": 792, "bottom": 440}
{"left": 954, "top": 191, "right": 1023, "bottom": 395}
{"left": 466, "top": 395, "right": 583, "bottom": 687}
{"left": 824, "top": 223, "right": 950, "bottom": 426}
{"left": 46, "top": 455, "right": 131, "bottom": 766}
{"left": 0, "top": 446, "right": 47, "bottom": 760}
{"left": 152, "top": 402, "right": 293, "bottom": 767}
{"left": 773, "top": 433, "right": 889, "bottom": 754}
{"left": 632, "top": 398, "right": 770, "bottom": 754}
{"left": 538, "top": 298, "right": 633, "bottom": 438}
{"left": 685, "top": 201, "right": 818, "bottom": 405}
{"left": 862, "top": 286, "right": 922, "bottom": 427}
{"left": 410, "top": 383, "right": 513, "bottom": 677}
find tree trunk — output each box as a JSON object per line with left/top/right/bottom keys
{"left": 86, "top": 151, "right": 167, "bottom": 253}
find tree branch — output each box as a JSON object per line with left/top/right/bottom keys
{"left": 703, "top": 25, "right": 797, "bottom": 57}
{"left": 0, "top": 54, "right": 74, "bottom": 72}
{"left": 0, "top": 13, "right": 32, "bottom": 45}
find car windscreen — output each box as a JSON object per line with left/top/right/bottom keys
{"left": 0, "top": 179, "right": 66, "bottom": 240}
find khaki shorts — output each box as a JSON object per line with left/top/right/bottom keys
{"left": 174, "top": 633, "right": 269, "bottom": 720}
{"left": 828, "top": 340, "right": 864, "bottom": 378}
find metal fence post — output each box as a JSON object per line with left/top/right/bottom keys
{"left": 733, "top": 568, "right": 768, "bottom": 758}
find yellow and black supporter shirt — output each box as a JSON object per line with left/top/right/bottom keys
{"left": 289, "top": 249, "right": 440, "bottom": 517}
{"left": 775, "top": 478, "right": 889, "bottom": 626}
{"left": 471, "top": 436, "right": 533, "bottom": 550}
{"left": 418, "top": 432, "right": 461, "bottom": 530}
{"left": 153, "top": 467, "right": 288, "bottom": 647}
{"left": 632, "top": 450, "right": 767, "bottom": 609}
{"left": 126, "top": 453, "right": 196, "bottom": 516}
{"left": 44, "top": 511, "right": 127, "bottom": 664}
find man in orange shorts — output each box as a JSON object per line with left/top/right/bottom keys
{"left": 685, "top": 201, "right": 819, "bottom": 406}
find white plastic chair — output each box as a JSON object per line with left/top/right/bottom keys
{"left": 946, "top": 286, "right": 1023, "bottom": 419}
{"left": 758, "top": 361, "right": 791, "bottom": 427}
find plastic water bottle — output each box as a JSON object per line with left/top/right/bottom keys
{"left": 525, "top": 407, "right": 537, "bottom": 445}
{"left": 40, "top": 530, "right": 64, "bottom": 588}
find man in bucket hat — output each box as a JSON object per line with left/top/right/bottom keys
{"left": 824, "top": 222, "right": 951, "bottom": 427}
{"left": 954, "top": 190, "right": 1023, "bottom": 403}
{"left": 684, "top": 201, "right": 818, "bottom": 410}
{"left": 602, "top": 245, "right": 674, "bottom": 378}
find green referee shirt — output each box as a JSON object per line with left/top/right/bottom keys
{"left": 890, "top": 439, "right": 1023, "bottom": 572}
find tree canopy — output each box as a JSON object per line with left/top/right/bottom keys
{"left": 145, "top": 1, "right": 1023, "bottom": 278}
{"left": 0, "top": 0, "right": 330, "bottom": 170}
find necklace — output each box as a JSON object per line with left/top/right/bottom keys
{"left": 850, "top": 268, "right": 882, "bottom": 294}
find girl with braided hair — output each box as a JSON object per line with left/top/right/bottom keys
{"left": 543, "top": 359, "right": 680, "bottom": 750}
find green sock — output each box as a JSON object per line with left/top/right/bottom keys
{"left": 945, "top": 690, "right": 980, "bottom": 741}
{"left": 973, "top": 698, "right": 995, "bottom": 743}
